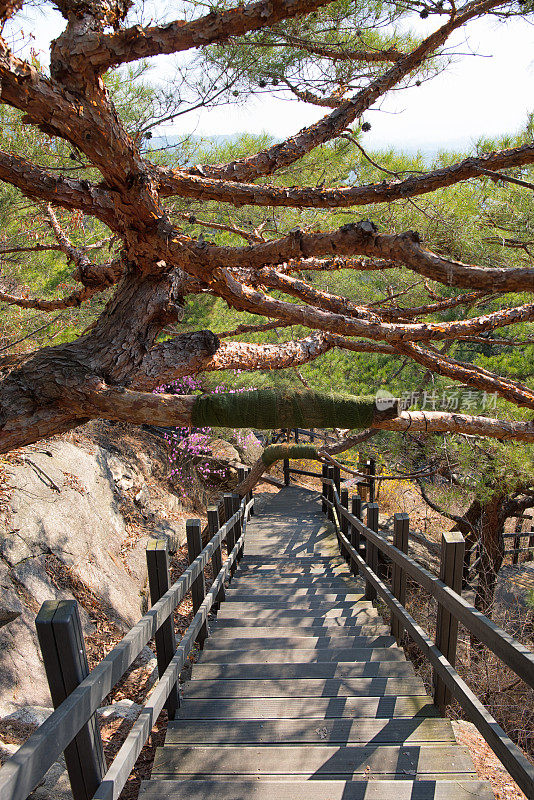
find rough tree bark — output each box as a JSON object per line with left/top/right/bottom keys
{"left": 1, "top": 0, "right": 534, "bottom": 452}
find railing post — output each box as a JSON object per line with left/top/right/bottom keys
{"left": 321, "top": 464, "right": 328, "bottom": 514}
{"left": 294, "top": 427, "right": 299, "bottom": 443}
{"left": 358, "top": 461, "right": 369, "bottom": 502}
{"left": 146, "top": 539, "right": 179, "bottom": 718}
{"left": 364, "top": 503, "right": 379, "bottom": 601}
{"left": 186, "top": 519, "right": 208, "bottom": 647}
{"left": 391, "top": 513, "right": 409, "bottom": 644}
{"left": 333, "top": 463, "right": 341, "bottom": 496}
{"left": 340, "top": 487, "right": 349, "bottom": 561}
{"left": 247, "top": 467, "right": 255, "bottom": 515}
{"left": 327, "top": 466, "right": 335, "bottom": 522}
{"left": 434, "top": 530, "right": 465, "bottom": 713}
{"left": 350, "top": 495, "right": 362, "bottom": 575}
{"left": 283, "top": 458, "right": 290, "bottom": 486}
{"left": 207, "top": 505, "right": 225, "bottom": 611}
{"left": 36, "top": 600, "right": 106, "bottom": 800}
{"left": 528, "top": 525, "right": 534, "bottom": 562}
{"left": 232, "top": 492, "right": 244, "bottom": 564}
{"left": 367, "top": 458, "right": 376, "bottom": 503}
{"left": 224, "top": 493, "right": 237, "bottom": 579}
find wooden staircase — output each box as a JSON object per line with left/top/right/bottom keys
{"left": 140, "top": 486, "right": 495, "bottom": 800}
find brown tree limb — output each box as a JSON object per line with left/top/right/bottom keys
{"left": 200, "top": 261, "right": 534, "bottom": 345}
{"left": 0, "top": 285, "right": 105, "bottom": 310}
{"left": 174, "top": 212, "right": 265, "bottom": 243}
{"left": 132, "top": 332, "right": 332, "bottom": 390}
{"left": 178, "top": 0, "right": 505, "bottom": 182}
{"left": 175, "top": 220, "right": 534, "bottom": 294}
{"left": 281, "top": 256, "right": 398, "bottom": 273}
{"left": 395, "top": 341, "right": 534, "bottom": 408}
{"left": 0, "top": 150, "right": 117, "bottom": 225}
{"left": 0, "top": 42, "right": 151, "bottom": 195}
{"left": 159, "top": 142, "right": 534, "bottom": 206}
{"left": 45, "top": 204, "right": 93, "bottom": 272}
{"left": 380, "top": 290, "right": 491, "bottom": 319}
{"left": 373, "top": 410, "right": 534, "bottom": 442}
{"left": 82, "top": 387, "right": 534, "bottom": 444}
{"left": 281, "top": 78, "right": 345, "bottom": 108}
{"left": 56, "top": 0, "right": 338, "bottom": 75}
{"left": 323, "top": 428, "right": 381, "bottom": 454}
{"left": 0, "top": 0, "right": 21, "bottom": 22}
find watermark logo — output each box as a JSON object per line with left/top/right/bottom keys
{"left": 375, "top": 389, "right": 397, "bottom": 411}
{"left": 399, "top": 389, "right": 498, "bottom": 412}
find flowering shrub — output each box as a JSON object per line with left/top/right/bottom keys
{"left": 154, "top": 374, "right": 256, "bottom": 501}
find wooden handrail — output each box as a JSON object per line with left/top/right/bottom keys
{"left": 324, "top": 478, "right": 534, "bottom": 690}
{"left": 93, "top": 504, "right": 251, "bottom": 800}
{"left": 322, "top": 481, "right": 534, "bottom": 798}
{"left": 0, "top": 498, "right": 252, "bottom": 800}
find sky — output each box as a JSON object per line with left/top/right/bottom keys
{"left": 6, "top": 4, "right": 534, "bottom": 156}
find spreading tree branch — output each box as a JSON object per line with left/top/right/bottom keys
{"left": 159, "top": 143, "right": 534, "bottom": 206}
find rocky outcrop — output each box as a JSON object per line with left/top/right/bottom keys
{"left": 0, "top": 423, "right": 185, "bottom": 716}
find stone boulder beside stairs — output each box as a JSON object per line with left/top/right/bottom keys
{"left": 0, "top": 423, "right": 185, "bottom": 716}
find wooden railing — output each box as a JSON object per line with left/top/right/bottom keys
{"left": 281, "top": 431, "right": 376, "bottom": 500}
{"left": 309, "top": 465, "right": 534, "bottom": 798}
{"left": 0, "top": 489, "right": 254, "bottom": 800}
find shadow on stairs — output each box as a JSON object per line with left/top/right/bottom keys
{"left": 140, "top": 486, "right": 494, "bottom": 800}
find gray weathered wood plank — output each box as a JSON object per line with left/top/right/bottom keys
{"left": 151, "top": 743, "right": 476, "bottom": 777}
{"left": 164, "top": 718, "right": 455, "bottom": 744}
{"left": 190, "top": 661, "right": 415, "bottom": 680}
{"left": 224, "top": 592, "right": 366, "bottom": 603}
{"left": 203, "top": 634, "right": 396, "bottom": 649}
{"left": 181, "top": 677, "right": 426, "bottom": 698}
{"left": 173, "top": 696, "right": 439, "bottom": 719}
{"left": 207, "top": 624, "right": 391, "bottom": 637}
{"left": 196, "top": 647, "right": 405, "bottom": 664}
{"left": 139, "top": 778, "right": 494, "bottom": 800}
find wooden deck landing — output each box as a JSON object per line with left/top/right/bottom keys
{"left": 140, "top": 486, "right": 495, "bottom": 800}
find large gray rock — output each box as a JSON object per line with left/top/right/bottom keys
{"left": 0, "top": 563, "right": 22, "bottom": 628}
{"left": 0, "top": 607, "right": 50, "bottom": 714}
{"left": 0, "top": 430, "right": 184, "bottom": 716}
{"left": 10, "top": 557, "right": 94, "bottom": 634}
{"left": 1, "top": 442, "right": 145, "bottom": 628}
{"left": 229, "top": 429, "right": 263, "bottom": 466}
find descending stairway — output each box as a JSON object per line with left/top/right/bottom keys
{"left": 140, "top": 486, "right": 495, "bottom": 800}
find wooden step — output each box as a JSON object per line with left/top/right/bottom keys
{"left": 237, "top": 561, "right": 346, "bottom": 569}
{"left": 190, "top": 661, "right": 416, "bottom": 680}
{"left": 231, "top": 569, "right": 354, "bottom": 577}
{"left": 139, "top": 778, "right": 495, "bottom": 800}
{"left": 181, "top": 677, "right": 426, "bottom": 699}
{"left": 224, "top": 592, "right": 365, "bottom": 602}
{"left": 203, "top": 634, "right": 396, "bottom": 649}
{"left": 228, "top": 580, "right": 360, "bottom": 590}
{"left": 151, "top": 744, "right": 477, "bottom": 779}
{"left": 145, "top": 488, "right": 495, "bottom": 797}
{"left": 232, "top": 580, "right": 361, "bottom": 589}
{"left": 197, "top": 647, "right": 405, "bottom": 664}
{"left": 216, "top": 603, "right": 374, "bottom": 615}
{"left": 207, "top": 625, "right": 391, "bottom": 638}
{"left": 164, "top": 717, "right": 455, "bottom": 745}
{"left": 239, "top": 555, "right": 347, "bottom": 574}
{"left": 212, "top": 616, "right": 383, "bottom": 629}
{"left": 239, "top": 555, "right": 343, "bottom": 563}
{"left": 223, "top": 595, "right": 368, "bottom": 604}
{"left": 174, "top": 696, "right": 439, "bottom": 719}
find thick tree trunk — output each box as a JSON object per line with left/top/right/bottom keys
{"left": 474, "top": 494, "right": 506, "bottom": 617}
